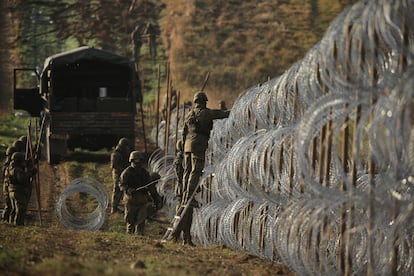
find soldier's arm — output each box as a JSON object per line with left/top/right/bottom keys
{"left": 112, "top": 152, "right": 124, "bottom": 172}
{"left": 119, "top": 169, "right": 129, "bottom": 192}
{"left": 148, "top": 172, "right": 163, "bottom": 209}
{"left": 210, "top": 109, "right": 230, "bottom": 120}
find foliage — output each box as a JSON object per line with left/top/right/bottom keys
{"left": 0, "top": 113, "right": 32, "bottom": 156}
{"left": 10, "top": 0, "right": 360, "bottom": 110}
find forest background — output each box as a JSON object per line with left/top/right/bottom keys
{"left": 0, "top": 1, "right": 360, "bottom": 275}
{"left": 0, "top": 0, "right": 356, "bottom": 112}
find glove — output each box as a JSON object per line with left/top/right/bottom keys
{"left": 155, "top": 200, "right": 163, "bottom": 210}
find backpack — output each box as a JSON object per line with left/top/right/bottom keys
{"left": 187, "top": 110, "right": 201, "bottom": 134}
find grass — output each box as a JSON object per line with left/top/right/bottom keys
{"left": 0, "top": 112, "right": 33, "bottom": 155}
{"left": 0, "top": 219, "right": 287, "bottom": 276}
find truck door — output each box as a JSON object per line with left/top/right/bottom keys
{"left": 13, "top": 68, "right": 42, "bottom": 117}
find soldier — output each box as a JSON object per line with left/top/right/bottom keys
{"left": 7, "top": 152, "right": 37, "bottom": 225}
{"left": 170, "top": 138, "right": 193, "bottom": 243}
{"left": 18, "top": 135, "right": 28, "bottom": 147}
{"left": 110, "top": 137, "right": 132, "bottom": 214}
{"left": 13, "top": 140, "right": 25, "bottom": 153}
{"left": 2, "top": 145, "right": 18, "bottom": 222}
{"left": 144, "top": 23, "right": 158, "bottom": 60}
{"left": 131, "top": 24, "right": 144, "bottom": 64}
{"left": 171, "top": 91, "right": 230, "bottom": 245}
{"left": 120, "top": 150, "right": 162, "bottom": 234}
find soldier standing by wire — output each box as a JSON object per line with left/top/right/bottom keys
{"left": 1, "top": 145, "right": 18, "bottom": 222}
{"left": 144, "top": 23, "right": 158, "bottom": 61}
{"left": 120, "top": 150, "right": 162, "bottom": 234}
{"left": 170, "top": 138, "right": 192, "bottom": 243}
{"left": 7, "top": 152, "right": 37, "bottom": 226}
{"left": 110, "top": 137, "right": 132, "bottom": 214}
{"left": 171, "top": 91, "right": 230, "bottom": 245}
{"left": 12, "top": 140, "right": 25, "bottom": 153}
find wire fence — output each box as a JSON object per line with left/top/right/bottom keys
{"left": 151, "top": 0, "right": 414, "bottom": 274}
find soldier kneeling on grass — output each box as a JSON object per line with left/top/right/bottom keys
{"left": 120, "top": 151, "right": 162, "bottom": 235}
{"left": 7, "top": 152, "right": 37, "bottom": 226}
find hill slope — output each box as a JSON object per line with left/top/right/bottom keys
{"left": 160, "top": 0, "right": 347, "bottom": 104}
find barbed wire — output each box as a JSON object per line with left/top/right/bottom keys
{"left": 56, "top": 177, "right": 108, "bottom": 231}
{"left": 151, "top": 0, "right": 414, "bottom": 274}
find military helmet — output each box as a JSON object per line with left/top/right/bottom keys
{"left": 18, "top": 135, "right": 27, "bottom": 144}
{"left": 11, "top": 152, "right": 25, "bottom": 162}
{"left": 13, "top": 140, "right": 25, "bottom": 151}
{"left": 6, "top": 146, "right": 18, "bottom": 156}
{"left": 129, "top": 150, "right": 144, "bottom": 162}
{"left": 193, "top": 91, "right": 208, "bottom": 103}
{"left": 118, "top": 137, "right": 131, "bottom": 148}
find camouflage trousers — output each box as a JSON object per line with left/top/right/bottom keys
{"left": 9, "top": 189, "right": 30, "bottom": 225}
{"left": 124, "top": 192, "right": 155, "bottom": 234}
{"left": 2, "top": 189, "right": 12, "bottom": 222}
{"left": 182, "top": 151, "right": 205, "bottom": 201}
{"left": 111, "top": 173, "right": 123, "bottom": 212}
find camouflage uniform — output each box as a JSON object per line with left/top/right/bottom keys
{"left": 2, "top": 146, "right": 18, "bottom": 222}
{"left": 13, "top": 140, "right": 25, "bottom": 153}
{"left": 170, "top": 138, "right": 192, "bottom": 242}
{"left": 110, "top": 138, "right": 132, "bottom": 213}
{"left": 120, "top": 151, "right": 161, "bottom": 234}
{"left": 172, "top": 91, "right": 229, "bottom": 245}
{"left": 7, "top": 152, "right": 36, "bottom": 226}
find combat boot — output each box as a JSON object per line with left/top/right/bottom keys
{"left": 183, "top": 239, "right": 195, "bottom": 246}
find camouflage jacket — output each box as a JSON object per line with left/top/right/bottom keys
{"left": 110, "top": 146, "right": 129, "bottom": 175}
{"left": 120, "top": 166, "right": 162, "bottom": 206}
{"left": 7, "top": 161, "right": 34, "bottom": 192}
{"left": 183, "top": 106, "right": 229, "bottom": 152}
{"left": 120, "top": 165, "right": 151, "bottom": 193}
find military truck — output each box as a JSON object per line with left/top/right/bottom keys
{"left": 14, "top": 46, "right": 139, "bottom": 164}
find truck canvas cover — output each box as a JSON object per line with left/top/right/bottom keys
{"left": 42, "top": 46, "right": 132, "bottom": 71}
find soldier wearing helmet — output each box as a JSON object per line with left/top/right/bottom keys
{"left": 2, "top": 145, "right": 18, "bottom": 222}
{"left": 7, "top": 151, "right": 37, "bottom": 225}
{"left": 18, "top": 135, "right": 28, "bottom": 146}
{"left": 119, "top": 150, "right": 162, "bottom": 234}
{"left": 110, "top": 137, "right": 133, "bottom": 214}
{"left": 13, "top": 140, "right": 25, "bottom": 153}
{"left": 171, "top": 91, "right": 230, "bottom": 245}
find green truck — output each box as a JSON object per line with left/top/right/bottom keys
{"left": 14, "top": 46, "right": 139, "bottom": 164}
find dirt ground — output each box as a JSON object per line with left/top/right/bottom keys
{"left": 0, "top": 116, "right": 295, "bottom": 275}
{"left": 0, "top": 3, "right": 294, "bottom": 274}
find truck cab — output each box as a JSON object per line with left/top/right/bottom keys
{"left": 14, "top": 47, "right": 139, "bottom": 164}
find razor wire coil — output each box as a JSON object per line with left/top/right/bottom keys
{"left": 56, "top": 177, "right": 108, "bottom": 231}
